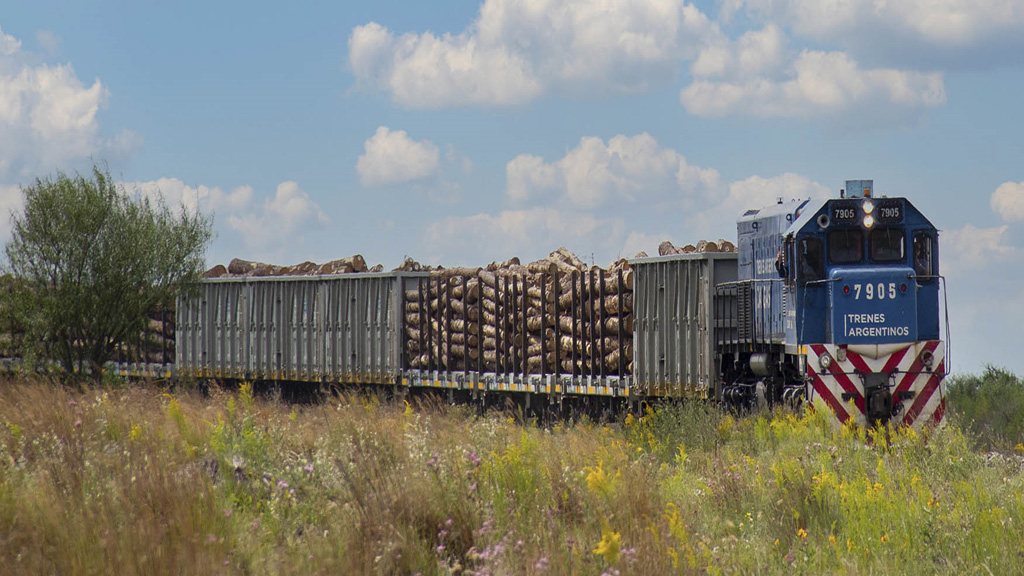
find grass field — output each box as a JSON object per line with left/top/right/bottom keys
{"left": 1, "top": 379, "right": 1023, "bottom": 575}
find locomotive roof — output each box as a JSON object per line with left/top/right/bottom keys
{"left": 736, "top": 198, "right": 809, "bottom": 224}
{"left": 783, "top": 196, "right": 936, "bottom": 237}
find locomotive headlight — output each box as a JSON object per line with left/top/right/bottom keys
{"left": 862, "top": 199, "right": 875, "bottom": 214}
{"left": 819, "top": 352, "right": 833, "bottom": 371}
{"left": 920, "top": 349, "right": 934, "bottom": 368}
{"left": 863, "top": 215, "right": 875, "bottom": 228}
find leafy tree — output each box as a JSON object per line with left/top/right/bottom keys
{"left": 3, "top": 164, "right": 213, "bottom": 378}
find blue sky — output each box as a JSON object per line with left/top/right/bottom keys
{"left": 2, "top": 1, "right": 1023, "bottom": 375}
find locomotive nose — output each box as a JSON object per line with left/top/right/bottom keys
{"left": 829, "top": 267, "right": 918, "bottom": 345}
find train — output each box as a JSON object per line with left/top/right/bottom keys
{"left": 168, "top": 179, "right": 947, "bottom": 429}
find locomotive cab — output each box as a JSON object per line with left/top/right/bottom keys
{"left": 782, "top": 188, "right": 940, "bottom": 347}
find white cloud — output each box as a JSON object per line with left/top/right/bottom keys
{"left": 725, "top": 173, "right": 831, "bottom": 208}
{"left": 348, "top": 22, "right": 395, "bottom": 90}
{"left": 681, "top": 49, "right": 945, "bottom": 118}
{"left": 131, "top": 178, "right": 327, "bottom": 254}
{"left": 727, "top": 0, "right": 1024, "bottom": 69}
{"left": 734, "top": 0, "right": 1024, "bottom": 48}
{"left": 500, "top": 139, "right": 834, "bottom": 257}
{"left": 0, "top": 184, "right": 23, "bottom": 239}
{"left": 688, "top": 172, "right": 830, "bottom": 237}
{"left": 348, "top": 0, "right": 720, "bottom": 108}
{"left": 226, "top": 181, "right": 328, "bottom": 250}
{"left": 941, "top": 223, "right": 1017, "bottom": 272}
{"left": 426, "top": 207, "right": 626, "bottom": 265}
{"left": 1, "top": 26, "right": 21, "bottom": 56}
{"left": 356, "top": 126, "right": 440, "bottom": 187}
{"left": 507, "top": 154, "right": 559, "bottom": 203}
{"left": 0, "top": 26, "right": 134, "bottom": 178}
{"left": 430, "top": 169, "right": 829, "bottom": 265}
{"left": 991, "top": 180, "right": 1024, "bottom": 222}
{"left": 691, "top": 24, "right": 787, "bottom": 79}
{"left": 131, "top": 178, "right": 252, "bottom": 215}
{"left": 506, "top": 133, "right": 719, "bottom": 208}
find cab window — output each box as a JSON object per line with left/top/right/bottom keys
{"left": 828, "top": 229, "right": 863, "bottom": 264}
{"left": 797, "top": 237, "right": 824, "bottom": 283}
{"left": 913, "top": 234, "right": 934, "bottom": 278}
{"left": 870, "top": 228, "right": 905, "bottom": 262}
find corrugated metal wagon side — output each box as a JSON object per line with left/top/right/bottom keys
{"left": 176, "top": 272, "right": 427, "bottom": 383}
{"left": 630, "top": 253, "right": 737, "bottom": 398}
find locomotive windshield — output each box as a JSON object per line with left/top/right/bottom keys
{"left": 798, "top": 237, "right": 824, "bottom": 283}
{"left": 913, "top": 233, "right": 934, "bottom": 277}
{"left": 828, "top": 229, "right": 862, "bottom": 263}
{"left": 870, "top": 228, "right": 905, "bottom": 262}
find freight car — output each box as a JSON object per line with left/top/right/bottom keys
{"left": 174, "top": 180, "right": 948, "bottom": 429}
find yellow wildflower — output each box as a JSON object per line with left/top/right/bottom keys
{"left": 797, "top": 527, "right": 808, "bottom": 539}
{"left": 880, "top": 533, "right": 890, "bottom": 544}
{"left": 593, "top": 526, "right": 621, "bottom": 564}
{"left": 585, "top": 462, "right": 619, "bottom": 499}
{"left": 828, "top": 534, "right": 837, "bottom": 547}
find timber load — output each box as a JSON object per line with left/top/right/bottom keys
{"left": 202, "top": 254, "right": 409, "bottom": 278}
{"left": 402, "top": 248, "right": 635, "bottom": 377}
{"left": 113, "top": 310, "right": 177, "bottom": 365}
{"left": 68, "top": 241, "right": 727, "bottom": 372}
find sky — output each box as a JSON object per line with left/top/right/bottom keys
{"left": 1, "top": 0, "right": 1023, "bottom": 375}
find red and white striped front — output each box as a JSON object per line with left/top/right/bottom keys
{"left": 805, "top": 341, "right": 946, "bottom": 429}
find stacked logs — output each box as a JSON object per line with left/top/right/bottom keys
{"left": 203, "top": 255, "right": 388, "bottom": 278}
{"left": 115, "top": 311, "right": 176, "bottom": 365}
{"left": 658, "top": 239, "right": 736, "bottom": 255}
{"left": 402, "top": 248, "right": 634, "bottom": 376}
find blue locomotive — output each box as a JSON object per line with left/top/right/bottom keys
{"left": 716, "top": 179, "right": 946, "bottom": 428}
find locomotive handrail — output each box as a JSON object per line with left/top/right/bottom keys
{"left": 804, "top": 277, "right": 843, "bottom": 286}
{"left": 715, "top": 278, "right": 784, "bottom": 287}
{"left": 907, "top": 273, "right": 952, "bottom": 374}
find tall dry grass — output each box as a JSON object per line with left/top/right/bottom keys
{"left": 1, "top": 379, "right": 1022, "bottom": 575}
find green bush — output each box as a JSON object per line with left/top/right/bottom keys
{"left": 947, "top": 366, "right": 1024, "bottom": 451}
